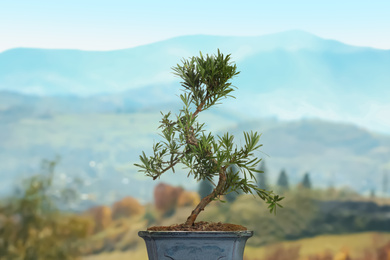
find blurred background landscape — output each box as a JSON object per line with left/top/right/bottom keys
{"left": 1, "top": 1, "right": 390, "bottom": 259}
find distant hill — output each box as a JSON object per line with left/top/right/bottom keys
{"left": 1, "top": 30, "right": 389, "bottom": 133}
{"left": 1, "top": 30, "right": 389, "bottom": 97}
{"left": 231, "top": 118, "right": 390, "bottom": 188}
{"left": 1, "top": 93, "right": 389, "bottom": 206}
{"left": 1, "top": 31, "right": 390, "bottom": 206}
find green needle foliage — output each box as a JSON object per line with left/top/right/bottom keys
{"left": 135, "top": 50, "right": 283, "bottom": 226}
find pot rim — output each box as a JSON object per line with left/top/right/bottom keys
{"left": 139, "top": 230, "right": 253, "bottom": 237}
{"left": 140, "top": 230, "right": 253, "bottom": 232}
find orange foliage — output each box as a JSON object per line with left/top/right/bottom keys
{"left": 112, "top": 196, "right": 145, "bottom": 220}
{"left": 154, "top": 183, "right": 183, "bottom": 213}
{"left": 334, "top": 250, "right": 352, "bottom": 260}
{"left": 177, "top": 191, "right": 200, "bottom": 207}
{"left": 377, "top": 242, "right": 390, "bottom": 260}
{"left": 86, "top": 205, "right": 112, "bottom": 233}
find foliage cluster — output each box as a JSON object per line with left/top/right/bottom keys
{"left": 135, "top": 50, "right": 283, "bottom": 225}
{"left": 0, "top": 160, "right": 92, "bottom": 260}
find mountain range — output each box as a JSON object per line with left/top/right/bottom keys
{"left": 1, "top": 30, "right": 389, "bottom": 134}
{"left": 1, "top": 91, "right": 389, "bottom": 207}
{"left": 0, "top": 30, "right": 389, "bottom": 208}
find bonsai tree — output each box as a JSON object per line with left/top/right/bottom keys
{"left": 135, "top": 50, "right": 283, "bottom": 227}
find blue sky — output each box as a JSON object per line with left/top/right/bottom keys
{"left": 1, "top": 0, "right": 390, "bottom": 52}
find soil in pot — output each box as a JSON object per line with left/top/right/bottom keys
{"left": 147, "top": 221, "right": 247, "bottom": 231}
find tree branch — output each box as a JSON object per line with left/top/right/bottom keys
{"left": 185, "top": 166, "right": 227, "bottom": 226}
{"left": 152, "top": 155, "right": 183, "bottom": 180}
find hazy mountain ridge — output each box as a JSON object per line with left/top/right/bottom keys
{"left": 1, "top": 30, "right": 389, "bottom": 98}
{"left": 1, "top": 93, "right": 389, "bottom": 206}
{"left": 230, "top": 118, "right": 390, "bottom": 188}
{"left": 1, "top": 30, "right": 389, "bottom": 133}
{"left": 1, "top": 30, "right": 390, "bottom": 206}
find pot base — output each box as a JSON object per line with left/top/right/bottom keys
{"left": 138, "top": 230, "right": 253, "bottom": 260}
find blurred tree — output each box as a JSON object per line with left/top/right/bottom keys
{"left": 112, "top": 196, "right": 145, "bottom": 220}
{"left": 177, "top": 191, "right": 200, "bottom": 207}
{"left": 370, "top": 188, "right": 376, "bottom": 198}
{"left": 383, "top": 170, "right": 388, "bottom": 196}
{"left": 225, "top": 165, "right": 241, "bottom": 203}
{"left": 153, "top": 183, "right": 183, "bottom": 218}
{"left": 301, "top": 172, "right": 312, "bottom": 189}
{"left": 257, "top": 160, "right": 268, "bottom": 190}
{"left": 144, "top": 211, "right": 157, "bottom": 226}
{"left": 86, "top": 206, "right": 112, "bottom": 233}
{"left": 0, "top": 159, "right": 92, "bottom": 260}
{"left": 377, "top": 241, "right": 390, "bottom": 260}
{"left": 277, "top": 169, "right": 289, "bottom": 192}
{"left": 198, "top": 179, "right": 213, "bottom": 200}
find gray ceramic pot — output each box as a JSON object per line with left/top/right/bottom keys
{"left": 138, "top": 230, "right": 253, "bottom": 260}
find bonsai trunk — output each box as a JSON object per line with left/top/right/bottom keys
{"left": 184, "top": 167, "right": 227, "bottom": 226}
{"left": 184, "top": 100, "right": 228, "bottom": 226}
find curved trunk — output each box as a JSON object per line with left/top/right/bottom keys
{"left": 184, "top": 167, "right": 227, "bottom": 226}
{"left": 184, "top": 99, "right": 226, "bottom": 226}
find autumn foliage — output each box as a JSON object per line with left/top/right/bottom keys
{"left": 112, "top": 196, "right": 145, "bottom": 220}
{"left": 0, "top": 160, "right": 92, "bottom": 260}
{"left": 177, "top": 191, "right": 201, "bottom": 207}
{"left": 154, "top": 183, "right": 183, "bottom": 214}
{"left": 86, "top": 206, "right": 112, "bottom": 233}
